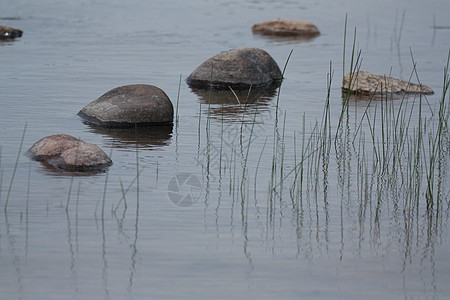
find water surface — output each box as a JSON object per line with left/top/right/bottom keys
{"left": 1, "top": 0, "right": 450, "bottom": 299}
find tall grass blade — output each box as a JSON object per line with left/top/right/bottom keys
{"left": 176, "top": 74, "right": 182, "bottom": 125}
{"left": 4, "top": 123, "right": 27, "bottom": 211}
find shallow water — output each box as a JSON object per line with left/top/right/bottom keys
{"left": 1, "top": 0, "right": 450, "bottom": 299}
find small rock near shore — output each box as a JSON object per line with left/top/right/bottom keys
{"left": 28, "top": 134, "right": 112, "bottom": 172}
{"left": 0, "top": 25, "right": 23, "bottom": 39}
{"left": 342, "top": 71, "right": 434, "bottom": 96}
{"left": 252, "top": 19, "right": 320, "bottom": 36}
{"left": 186, "top": 48, "right": 282, "bottom": 90}
{"left": 78, "top": 84, "right": 174, "bottom": 127}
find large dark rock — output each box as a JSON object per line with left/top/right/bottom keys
{"left": 27, "top": 134, "right": 112, "bottom": 172}
{"left": 252, "top": 19, "right": 320, "bottom": 37}
{"left": 343, "top": 71, "right": 434, "bottom": 96}
{"left": 0, "top": 25, "right": 23, "bottom": 39}
{"left": 78, "top": 84, "right": 174, "bottom": 127}
{"left": 186, "top": 48, "right": 282, "bottom": 90}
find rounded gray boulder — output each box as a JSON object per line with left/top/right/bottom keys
{"left": 186, "top": 48, "right": 282, "bottom": 90}
{"left": 27, "top": 134, "right": 112, "bottom": 172}
{"left": 78, "top": 84, "right": 174, "bottom": 127}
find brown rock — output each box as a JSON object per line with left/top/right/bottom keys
{"left": 252, "top": 19, "right": 319, "bottom": 36}
{"left": 28, "top": 134, "right": 112, "bottom": 172}
{"left": 186, "top": 48, "right": 282, "bottom": 90}
{"left": 0, "top": 25, "right": 23, "bottom": 39}
{"left": 342, "top": 71, "right": 434, "bottom": 96}
{"left": 78, "top": 84, "right": 174, "bottom": 127}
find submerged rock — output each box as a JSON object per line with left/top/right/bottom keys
{"left": 252, "top": 19, "right": 320, "bottom": 36}
{"left": 186, "top": 48, "right": 282, "bottom": 90}
{"left": 0, "top": 25, "right": 23, "bottom": 39}
{"left": 27, "top": 134, "right": 112, "bottom": 172}
{"left": 78, "top": 84, "right": 174, "bottom": 127}
{"left": 342, "top": 71, "right": 434, "bottom": 96}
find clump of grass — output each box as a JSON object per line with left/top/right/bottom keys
{"left": 269, "top": 50, "right": 294, "bottom": 202}
{"left": 424, "top": 50, "right": 450, "bottom": 203}
{"left": 264, "top": 16, "right": 448, "bottom": 246}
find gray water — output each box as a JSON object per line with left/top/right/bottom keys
{"left": 1, "top": 0, "right": 450, "bottom": 299}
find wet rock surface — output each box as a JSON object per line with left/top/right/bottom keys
{"left": 342, "top": 71, "right": 434, "bottom": 96}
{"left": 78, "top": 84, "right": 174, "bottom": 127}
{"left": 186, "top": 48, "right": 282, "bottom": 90}
{"left": 27, "top": 134, "right": 112, "bottom": 172}
{"left": 252, "top": 19, "right": 320, "bottom": 36}
{"left": 0, "top": 25, "right": 23, "bottom": 39}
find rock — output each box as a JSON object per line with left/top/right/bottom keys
{"left": 78, "top": 84, "right": 174, "bottom": 127}
{"left": 252, "top": 19, "right": 319, "bottom": 36}
{"left": 0, "top": 25, "right": 23, "bottom": 39}
{"left": 27, "top": 134, "right": 112, "bottom": 172}
{"left": 186, "top": 48, "right": 282, "bottom": 90}
{"left": 342, "top": 71, "right": 434, "bottom": 96}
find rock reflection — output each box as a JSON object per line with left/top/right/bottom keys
{"left": 342, "top": 90, "right": 420, "bottom": 101}
{"left": 0, "top": 40, "right": 16, "bottom": 46}
{"left": 34, "top": 162, "right": 110, "bottom": 177}
{"left": 83, "top": 122, "right": 173, "bottom": 150}
{"left": 190, "top": 85, "right": 277, "bottom": 121}
{"left": 253, "top": 31, "right": 319, "bottom": 44}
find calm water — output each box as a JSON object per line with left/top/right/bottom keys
{"left": 1, "top": 0, "right": 450, "bottom": 299}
